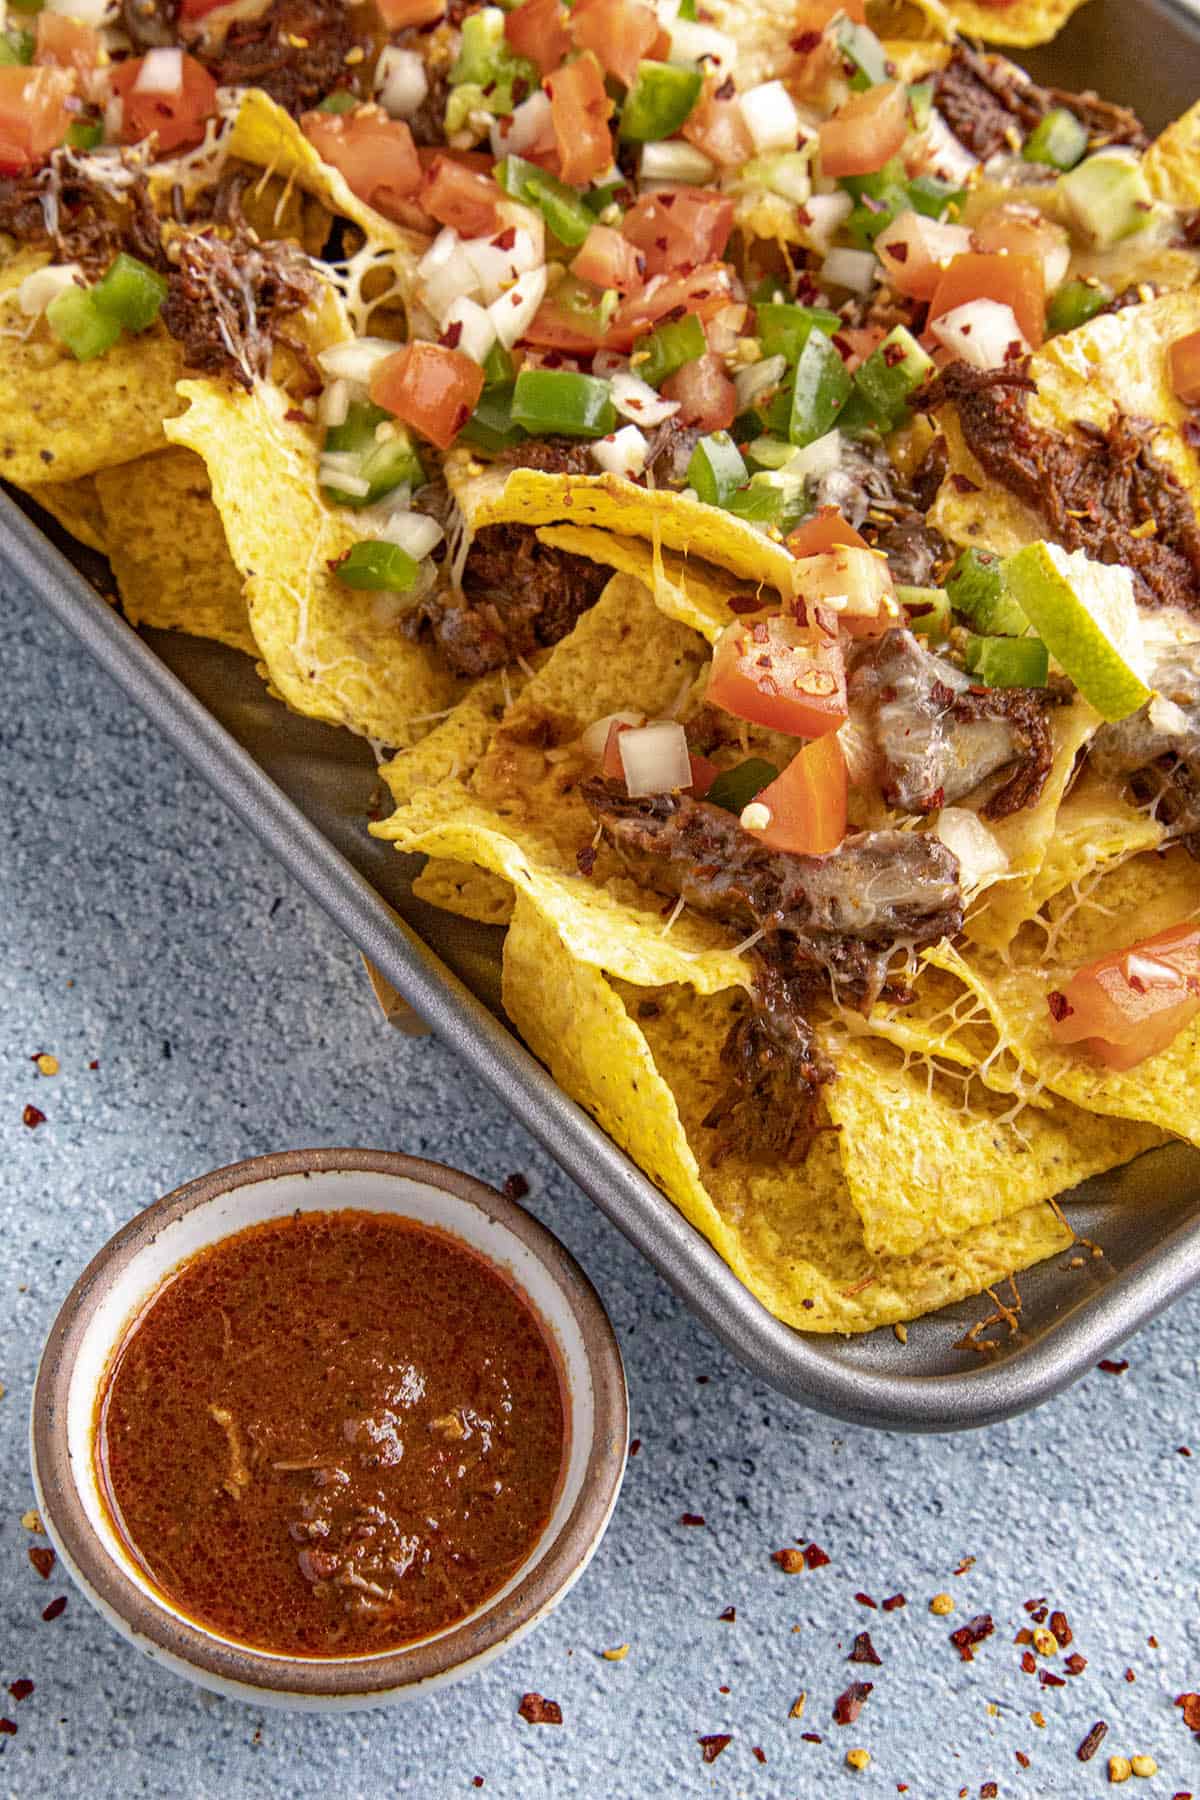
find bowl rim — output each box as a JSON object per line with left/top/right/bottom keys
{"left": 31, "top": 1146, "right": 628, "bottom": 1699}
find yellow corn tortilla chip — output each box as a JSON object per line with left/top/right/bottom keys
{"left": 502, "top": 888, "right": 1075, "bottom": 1332}
{"left": 412, "top": 857, "right": 514, "bottom": 926}
{"left": 533, "top": 522, "right": 758, "bottom": 644}
{"left": 24, "top": 476, "right": 107, "bottom": 555}
{"left": 930, "top": 849, "right": 1200, "bottom": 1145}
{"left": 932, "top": 291, "right": 1200, "bottom": 558}
{"left": 1144, "top": 100, "right": 1200, "bottom": 207}
{"left": 0, "top": 250, "right": 184, "bottom": 489}
{"left": 166, "top": 378, "right": 463, "bottom": 741}
{"left": 941, "top": 0, "right": 1091, "bottom": 44}
{"left": 379, "top": 669, "right": 523, "bottom": 810}
{"left": 93, "top": 448, "right": 255, "bottom": 657}
{"left": 961, "top": 179, "right": 1200, "bottom": 297}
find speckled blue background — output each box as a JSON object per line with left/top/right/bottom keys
{"left": 2, "top": 575, "right": 1198, "bottom": 1800}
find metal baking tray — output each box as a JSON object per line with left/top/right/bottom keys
{"left": 5, "top": 0, "right": 1200, "bottom": 1428}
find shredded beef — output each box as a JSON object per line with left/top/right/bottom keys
{"left": 498, "top": 437, "right": 598, "bottom": 477}
{"left": 867, "top": 511, "right": 949, "bottom": 587}
{"left": 918, "top": 361, "right": 1200, "bottom": 613}
{"left": 1039, "top": 85, "right": 1149, "bottom": 151}
{"left": 0, "top": 156, "right": 166, "bottom": 278}
{"left": 1090, "top": 640, "right": 1200, "bottom": 851}
{"left": 910, "top": 434, "right": 950, "bottom": 514}
{"left": 121, "top": 0, "right": 178, "bottom": 49}
{"left": 160, "top": 228, "right": 321, "bottom": 390}
{"left": 197, "top": 0, "right": 362, "bottom": 114}
{"left": 701, "top": 965, "right": 833, "bottom": 1164}
{"left": 410, "top": 527, "right": 610, "bottom": 676}
{"left": 643, "top": 417, "right": 704, "bottom": 487}
{"left": 813, "top": 437, "right": 908, "bottom": 530}
{"left": 934, "top": 45, "right": 1147, "bottom": 162}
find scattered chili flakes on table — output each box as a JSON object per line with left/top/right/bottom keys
{"left": 772, "top": 1548, "right": 805, "bottom": 1573}
{"left": 953, "top": 1555, "right": 976, "bottom": 1576}
{"left": 501, "top": 1173, "right": 529, "bottom": 1201}
{"left": 518, "top": 1694, "right": 561, "bottom": 1725}
{"left": 854, "top": 1592, "right": 877, "bottom": 1608}
{"left": 697, "top": 1734, "right": 732, "bottom": 1764}
{"left": 27, "top": 1546, "right": 55, "bottom": 1580}
{"left": 833, "top": 1682, "right": 873, "bottom": 1725}
{"left": 0, "top": 1720, "right": 17, "bottom": 1737}
{"left": 1077, "top": 1720, "right": 1108, "bottom": 1762}
{"left": 7, "top": 1681, "right": 33, "bottom": 1702}
{"left": 680, "top": 1513, "right": 705, "bottom": 1527}
{"left": 804, "top": 1543, "right": 831, "bottom": 1569}
{"left": 950, "top": 1615, "right": 995, "bottom": 1661}
{"left": 22, "top": 1104, "right": 46, "bottom": 1129}
{"left": 981, "top": 1783, "right": 998, "bottom": 1798}
{"left": 1015, "top": 1751, "right": 1031, "bottom": 1768}
{"left": 1065, "top": 1653, "right": 1088, "bottom": 1676}
{"left": 751, "top": 1747, "right": 766, "bottom": 1765}
{"left": 718, "top": 1606, "right": 736, "bottom": 1623}
{"left": 849, "top": 1632, "right": 882, "bottom": 1666}
{"left": 882, "top": 1593, "right": 907, "bottom": 1611}
{"left": 1176, "top": 1692, "right": 1200, "bottom": 1731}
{"left": 42, "top": 1596, "right": 67, "bottom": 1622}
{"left": 801, "top": 1732, "right": 823, "bottom": 1744}
{"left": 1021, "top": 1651, "right": 1038, "bottom": 1674}
{"left": 1098, "top": 1359, "right": 1129, "bottom": 1374}
{"left": 628, "top": 1439, "right": 640, "bottom": 1457}
{"left": 789, "top": 1693, "right": 807, "bottom": 1720}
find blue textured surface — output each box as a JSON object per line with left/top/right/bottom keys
{"left": 2, "top": 577, "right": 1198, "bottom": 1800}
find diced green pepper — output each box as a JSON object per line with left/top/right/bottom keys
{"left": 850, "top": 325, "right": 934, "bottom": 432}
{"left": 323, "top": 401, "right": 425, "bottom": 509}
{"left": 1046, "top": 277, "right": 1112, "bottom": 336}
{"left": 459, "top": 385, "right": 528, "bottom": 452}
{"left": 788, "top": 330, "right": 852, "bottom": 448}
{"left": 335, "top": 540, "right": 421, "bottom": 592}
{"left": 899, "top": 585, "right": 951, "bottom": 643}
{"left": 511, "top": 367, "right": 616, "bottom": 437}
{"left": 452, "top": 8, "right": 506, "bottom": 82}
{"left": 45, "top": 286, "right": 121, "bottom": 362}
{"left": 945, "top": 547, "right": 1030, "bottom": 636}
{"left": 450, "top": 9, "right": 538, "bottom": 117}
{"left": 316, "top": 89, "right": 357, "bottom": 114}
{"left": 706, "top": 758, "right": 779, "bottom": 814}
{"left": 727, "top": 483, "right": 785, "bottom": 527}
{"left": 634, "top": 313, "right": 706, "bottom": 387}
{"left": 836, "top": 386, "right": 886, "bottom": 440}
{"left": 835, "top": 15, "right": 888, "bottom": 89}
{"left": 1058, "top": 151, "right": 1156, "bottom": 249}
{"left": 91, "top": 253, "right": 168, "bottom": 333}
{"left": 619, "top": 61, "right": 702, "bottom": 142}
{"left": 482, "top": 340, "right": 515, "bottom": 388}
{"left": 906, "top": 172, "right": 965, "bottom": 220}
{"left": 1022, "top": 106, "right": 1089, "bottom": 171}
{"left": 65, "top": 118, "right": 104, "bottom": 149}
{"left": 964, "top": 633, "right": 1050, "bottom": 688}
{"left": 677, "top": 0, "right": 697, "bottom": 17}
{"left": 846, "top": 185, "right": 908, "bottom": 248}
{"left": 756, "top": 301, "right": 840, "bottom": 365}
{"left": 907, "top": 78, "right": 935, "bottom": 130}
{"left": 687, "top": 431, "right": 748, "bottom": 507}
{"left": 745, "top": 434, "right": 800, "bottom": 471}
{"left": 584, "top": 178, "right": 628, "bottom": 219}
{"left": 0, "top": 27, "right": 34, "bottom": 64}
{"left": 494, "top": 155, "right": 594, "bottom": 248}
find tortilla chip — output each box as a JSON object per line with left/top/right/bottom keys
{"left": 379, "top": 669, "right": 523, "bottom": 810}
{"left": 533, "top": 522, "right": 757, "bottom": 643}
{"left": 0, "top": 250, "right": 183, "bottom": 489}
{"left": 932, "top": 291, "right": 1200, "bottom": 558}
{"left": 1143, "top": 99, "right": 1200, "bottom": 207}
{"left": 165, "top": 378, "right": 462, "bottom": 740}
{"left": 26, "top": 475, "right": 107, "bottom": 555}
{"left": 412, "top": 857, "right": 514, "bottom": 925}
{"left": 940, "top": 0, "right": 1091, "bottom": 43}
{"left": 501, "top": 889, "right": 1075, "bottom": 1332}
{"left": 93, "top": 448, "right": 255, "bottom": 656}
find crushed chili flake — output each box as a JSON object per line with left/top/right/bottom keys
{"left": 680, "top": 1513, "right": 706, "bottom": 1527}
{"left": 789, "top": 1693, "right": 807, "bottom": 1719}
{"left": 1176, "top": 1693, "right": 1200, "bottom": 1730}
{"left": 1021, "top": 1651, "right": 1037, "bottom": 1674}
{"left": 698, "top": 1734, "right": 732, "bottom": 1764}
{"left": 854, "top": 1592, "right": 878, "bottom": 1608}
{"left": 1049, "top": 1610, "right": 1072, "bottom": 1645}
{"left": 7, "top": 1681, "right": 33, "bottom": 1702}
{"left": 1125, "top": 1668, "right": 1137, "bottom": 1683}
{"left": 28, "top": 1547, "right": 55, "bottom": 1580}
{"left": 1015, "top": 1751, "right": 1030, "bottom": 1768}
{"left": 518, "top": 1694, "right": 561, "bottom": 1725}
{"left": 832, "top": 1682, "right": 873, "bottom": 1725}
{"left": 950, "top": 1615, "right": 995, "bottom": 1661}
{"left": 22, "top": 1104, "right": 46, "bottom": 1129}
{"left": 718, "top": 1685, "right": 730, "bottom": 1695}
{"left": 801, "top": 1732, "right": 823, "bottom": 1744}
{"left": 1076, "top": 1721, "right": 1108, "bottom": 1762}
{"left": 953, "top": 1555, "right": 976, "bottom": 1576}
{"left": 805, "top": 1543, "right": 831, "bottom": 1570}
{"left": 1016, "top": 1628, "right": 1034, "bottom": 1645}
{"left": 773, "top": 1548, "right": 805, "bottom": 1573}
{"left": 1023, "top": 1598, "right": 1047, "bottom": 1614}
{"left": 981, "top": 1784, "right": 998, "bottom": 1798}
{"left": 472, "top": 1781, "right": 484, "bottom": 1790}
{"left": 576, "top": 845, "right": 598, "bottom": 877}
{"left": 1149, "top": 1636, "right": 1159, "bottom": 1647}
{"left": 501, "top": 1172, "right": 530, "bottom": 1201}
{"left": 882, "top": 1593, "right": 907, "bottom": 1611}
{"left": 88, "top": 1059, "right": 99, "bottom": 1070}
{"left": 42, "top": 1596, "right": 67, "bottom": 1622}
{"left": 1179, "top": 1446, "right": 1192, "bottom": 1457}
{"left": 849, "top": 1632, "right": 882, "bottom": 1666}
{"left": 629, "top": 1439, "right": 641, "bottom": 1457}
{"left": 718, "top": 1606, "right": 736, "bottom": 1623}
{"left": 1038, "top": 1669, "right": 1065, "bottom": 1688}
{"left": 752, "top": 1747, "right": 766, "bottom": 1764}
{"left": 0, "top": 1721, "right": 16, "bottom": 1737}
{"left": 1098, "top": 1358, "right": 1129, "bottom": 1374}
{"left": 1064, "top": 1653, "right": 1088, "bottom": 1675}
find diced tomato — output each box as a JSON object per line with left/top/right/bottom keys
{"left": 661, "top": 352, "right": 735, "bottom": 429}
{"left": 874, "top": 209, "right": 972, "bottom": 302}
{"left": 301, "top": 106, "right": 421, "bottom": 222}
{"left": 545, "top": 51, "right": 612, "bottom": 186}
{"left": 421, "top": 155, "right": 502, "bottom": 236}
{"left": 792, "top": 0, "right": 865, "bottom": 25}
{"left": 785, "top": 506, "right": 868, "bottom": 558}
{"left": 369, "top": 340, "right": 485, "bottom": 450}
{"left": 505, "top": 0, "right": 571, "bottom": 77}
{"left": 708, "top": 613, "right": 848, "bottom": 739}
{"left": 833, "top": 323, "right": 885, "bottom": 373}
{"left": 621, "top": 188, "right": 734, "bottom": 279}
{"left": 682, "top": 78, "right": 754, "bottom": 168}
{"left": 1047, "top": 922, "right": 1200, "bottom": 1071}
{"left": 570, "top": 0, "right": 660, "bottom": 90}
{"left": 34, "top": 13, "right": 99, "bottom": 76}
{"left": 972, "top": 204, "right": 1069, "bottom": 295}
{"left": 614, "top": 261, "right": 739, "bottom": 349}
{"left": 0, "top": 66, "right": 75, "bottom": 175}
{"left": 178, "top": 0, "right": 237, "bottom": 18}
{"left": 927, "top": 250, "right": 1045, "bottom": 351}
{"left": 688, "top": 752, "right": 719, "bottom": 796}
{"left": 745, "top": 731, "right": 847, "bottom": 856}
{"left": 524, "top": 292, "right": 613, "bottom": 355}
{"left": 571, "top": 223, "right": 644, "bottom": 294}
{"left": 374, "top": 0, "right": 445, "bottom": 25}
{"left": 1169, "top": 329, "right": 1200, "bottom": 406}
{"left": 108, "top": 53, "right": 219, "bottom": 154}
{"left": 818, "top": 80, "right": 908, "bottom": 180}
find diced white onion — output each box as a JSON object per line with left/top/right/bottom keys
{"left": 593, "top": 349, "right": 630, "bottom": 378}
{"left": 933, "top": 807, "right": 1009, "bottom": 892}
{"left": 441, "top": 294, "right": 496, "bottom": 364}
{"left": 581, "top": 710, "right": 646, "bottom": 759}
{"left": 639, "top": 140, "right": 715, "bottom": 185}
{"left": 503, "top": 226, "right": 543, "bottom": 276}
{"left": 375, "top": 510, "right": 444, "bottom": 560}
{"left": 821, "top": 246, "right": 877, "bottom": 293}
{"left": 922, "top": 110, "right": 979, "bottom": 185}
{"left": 1041, "top": 237, "right": 1071, "bottom": 293}
{"left": 610, "top": 369, "right": 680, "bottom": 426}
{"left": 488, "top": 263, "right": 547, "bottom": 349}
{"left": 799, "top": 191, "right": 852, "bottom": 249}
{"left": 733, "top": 352, "right": 787, "bottom": 413}
{"left": 667, "top": 18, "right": 737, "bottom": 74}
{"left": 18, "top": 262, "right": 83, "bottom": 318}
{"left": 745, "top": 148, "right": 812, "bottom": 205}
{"left": 788, "top": 427, "right": 842, "bottom": 481}
{"left": 418, "top": 229, "right": 481, "bottom": 320}
{"left": 740, "top": 80, "right": 802, "bottom": 155}
{"left": 375, "top": 46, "right": 428, "bottom": 121}
{"left": 590, "top": 423, "right": 649, "bottom": 478}
{"left": 317, "top": 377, "right": 352, "bottom": 429}
{"left": 134, "top": 47, "right": 184, "bottom": 95}
{"left": 318, "top": 459, "right": 371, "bottom": 500}
{"left": 317, "top": 336, "right": 402, "bottom": 383}
{"left": 930, "top": 297, "right": 1028, "bottom": 370}
{"left": 618, "top": 720, "right": 692, "bottom": 797}
{"left": 492, "top": 88, "right": 553, "bottom": 158}
{"left": 705, "top": 302, "right": 747, "bottom": 357}
{"left": 877, "top": 210, "right": 972, "bottom": 274}
{"left": 463, "top": 237, "right": 519, "bottom": 305}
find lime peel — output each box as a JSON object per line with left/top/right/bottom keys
{"left": 1001, "top": 542, "right": 1152, "bottom": 723}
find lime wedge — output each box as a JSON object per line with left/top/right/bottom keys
{"left": 1001, "top": 542, "right": 1152, "bottom": 722}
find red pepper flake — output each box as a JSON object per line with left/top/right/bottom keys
{"left": 1015, "top": 1628, "right": 1034, "bottom": 1645}
{"left": 789, "top": 27, "right": 822, "bottom": 51}
{"left": 440, "top": 321, "right": 464, "bottom": 350}
{"left": 888, "top": 240, "right": 910, "bottom": 263}
{"left": 502, "top": 1172, "right": 529, "bottom": 1201}
{"left": 492, "top": 227, "right": 517, "bottom": 251}
{"left": 981, "top": 1785, "right": 999, "bottom": 1798}
{"left": 1179, "top": 1445, "right": 1192, "bottom": 1457}
{"left": 1098, "top": 1358, "right": 1129, "bottom": 1374}
{"left": 883, "top": 340, "right": 907, "bottom": 368}
{"left": 882, "top": 1593, "right": 907, "bottom": 1611}
{"left": 854, "top": 1592, "right": 877, "bottom": 1608}
{"left": 629, "top": 1438, "right": 641, "bottom": 1457}
{"left": 718, "top": 1606, "right": 736, "bottom": 1623}
{"left": 1176, "top": 1693, "right": 1200, "bottom": 1730}
{"left": 576, "top": 845, "right": 598, "bottom": 877}
{"left": 832, "top": 1681, "right": 873, "bottom": 1725}
{"left": 28, "top": 1547, "right": 55, "bottom": 1580}
{"left": 1064, "top": 1653, "right": 1088, "bottom": 1676}
{"left": 950, "top": 1614, "right": 994, "bottom": 1661}
{"left": 1076, "top": 1720, "right": 1107, "bottom": 1762}
{"left": 1149, "top": 1635, "right": 1159, "bottom": 1647}
{"left": 953, "top": 1555, "right": 976, "bottom": 1576}
{"left": 284, "top": 407, "right": 309, "bottom": 424}
{"left": 518, "top": 1693, "right": 561, "bottom": 1725}
{"left": 22, "top": 1104, "right": 46, "bottom": 1129}
{"left": 773, "top": 1547, "right": 805, "bottom": 1572}
{"left": 752, "top": 1747, "right": 766, "bottom": 1765}
{"left": 1125, "top": 1667, "right": 1137, "bottom": 1683}
{"left": 0, "top": 1721, "right": 16, "bottom": 1737}
{"left": 1023, "top": 1597, "right": 1047, "bottom": 1613}
{"left": 680, "top": 1513, "right": 705, "bottom": 1527}
{"left": 801, "top": 1732, "right": 823, "bottom": 1744}
{"left": 1015, "top": 1751, "right": 1030, "bottom": 1768}
{"left": 42, "top": 1596, "right": 67, "bottom": 1622}
{"left": 1021, "top": 1651, "right": 1037, "bottom": 1674}
{"left": 949, "top": 473, "right": 981, "bottom": 494}
{"left": 1038, "top": 1669, "right": 1066, "bottom": 1689}
{"left": 718, "top": 1685, "right": 730, "bottom": 1695}
{"left": 728, "top": 593, "right": 763, "bottom": 615}
{"left": 1049, "top": 1610, "right": 1072, "bottom": 1646}
{"left": 1046, "top": 990, "right": 1073, "bottom": 1023}
{"left": 472, "top": 1782, "right": 484, "bottom": 1790}
{"left": 698, "top": 1734, "right": 731, "bottom": 1764}
{"left": 1174, "top": 1792, "right": 1195, "bottom": 1799}
{"left": 7, "top": 1681, "right": 33, "bottom": 1702}
{"left": 88, "top": 1059, "right": 99, "bottom": 1070}
{"left": 805, "top": 1542, "right": 830, "bottom": 1570}
{"left": 849, "top": 1632, "right": 882, "bottom": 1666}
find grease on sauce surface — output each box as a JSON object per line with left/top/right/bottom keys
{"left": 95, "top": 1210, "right": 567, "bottom": 1657}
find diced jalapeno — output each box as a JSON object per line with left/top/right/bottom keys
{"left": 634, "top": 313, "right": 706, "bottom": 387}
{"left": 324, "top": 401, "right": 425, "bottom": 509}
{"left": 316, "top": 89, "right": 357, "bottom": 114}
{"left": 482, "top": 340, "right": 516, "bottom": 388}
{"left": 945, "top": 547, "right": 1029, "bottom": 636}
{"left": 964, "top": 633, "right": 1050, "bottom": 688}
{"left": 687, "top": 431, "right": 748, "bottom": 507}
{"left": 706, "top": 758, "right": 780, "bottom": 814}
{"left": 494, "top": 155, "right": 594, "bottom": 247}
{"left": 727, "top": 483, "right": 785, "bottom": 527}
{"left": 898, "top": 584, "right": 951, "bottom": 643}
{"left": 450, "top": 10, "right": 537, "bottom": 117}
{"left": 619, "top": 61, "right": 702, "bottom": 142}
{"left": 846, "top": 185, "right": 908, "bottom": 248}
{"left": 1047, "top": 277, "right": 1112, "bottom": 336}
{"left": 91, "top": 253, "right": 168, "bottom": 333}
{"left": 45, "top": 285, "right": 121, "bottom": 361}
{"left": 907, "top": 78, "right": 934, "bottom": 130}
{"left": 849, "top": 325, "right": 933, "bottom": 432}
{"left": 835, "top": 15, "right": 888, "bottom": 89}
{"left": 335, "top": 540, "right": 421, "bottom": 591}
{"left": 65, "top": 118, "right": 104, "bottom": 148}
{"left": 756, "top": 301, "right": 840, "bottom": 364}
{"left": 788, "top": 330, "right": 852, "bottom": 448}
{"left": 511, "top": 367, "right": 617, "bottom": 437}
{"left": 459, "top": 385, "right": 528, "bottom": 452}
{"left": 906, "top": 172, "right": 965, "bottom": 219}
{"left": 0, "top": 26, "right": 34, "bottom": 63}
{"left": 1022, "top": 106, "right": 1089, "bottom": 171}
